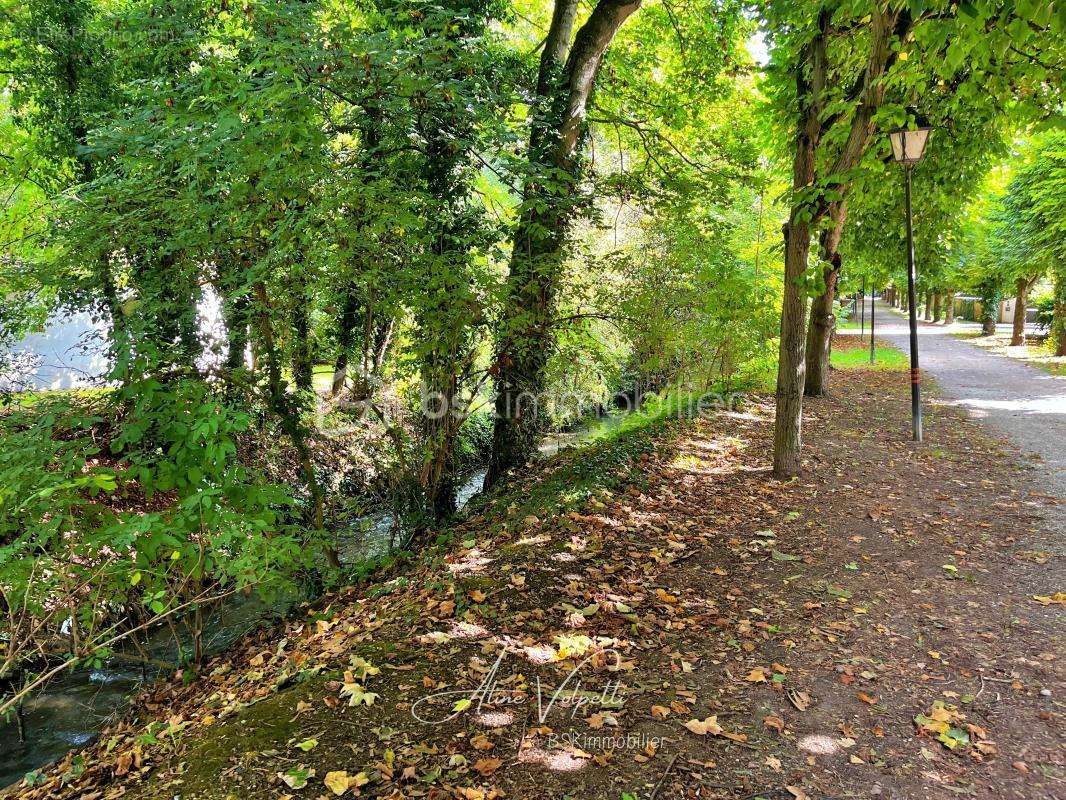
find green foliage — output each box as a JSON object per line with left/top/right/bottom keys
{"left": 0, "top": 383, "right": 309, "bottom": 679}
{"left": 1, "top": 0, "right": 1060, "bottom": 720}
{"left": 615, "top": 192, "right": 780, "bottom": 396}
{"left": 1034, "top": 293, "right": 1056, "bottom": 331}
{"left": 453, "top": 411, "right": 494, "bottom": 472}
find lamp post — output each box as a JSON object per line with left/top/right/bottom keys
{"left": 860, "top": 277, "right": 866, "bottom": 336}
{"left": 888, "top": 123, "right": 932, "bottom": 442}
{"left": 869, "top": 284, "right": 876, "bottom": 364}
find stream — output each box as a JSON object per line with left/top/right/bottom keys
{"left": 0, "top": 416, "right": 622, "bottom": 788}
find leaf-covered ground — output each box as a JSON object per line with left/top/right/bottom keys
{"left": 9, "top": 359, "right": 1063, "bottom": 800}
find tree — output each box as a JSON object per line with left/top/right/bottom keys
{"left": 760, "top": 0, "right": 1065, "bottom": 476}
{"left": 485, "top": 0, "right": 643, "bottom": 487}
{"left": 989, "top": 132, "right": 1066, "bottom": 354}
{"left": 761, "top": 2, "right": 914, "bottom": 475}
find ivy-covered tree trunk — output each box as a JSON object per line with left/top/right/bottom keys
{"left": 1054, "top": 271, "right": 1066, "bottom": 356}
{"left": 1010, "top": 276, "right": 1031, "bottom": 346}
{"left": 223, "top": 296, "right": 250, "bottom": 373}
{"left": 291, "top": 271, "right": 313, "bottom": 394}
{"left": 132, "top": 248, "right": 200, "bottom": 374}
{"left": 220, "top": 256, "right": 251, "bottom": 376}
{"left": 486, "top": 0, "right": 641, "bottom": 487}
{"left": 980, "top": 290, "right": 1000, "bottom": 336}
{"left": 65, "top": 63, "right": 126, "bottom": 356}
{"left": 331, "top": 291, "right": 360, "bottom": 397}
{"left": 332, "top": 105, "right": 383, "bottom": 399}
{"left": 252, "top": 281, "right": 336, "bottom": 566}
{"left": 410, "top": 2, "right": 503, "bottom": 520}
{"left": 803, "top": 201, "right": 847, "bottom": 397}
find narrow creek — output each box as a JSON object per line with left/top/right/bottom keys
{"left": 0, "top": 415, "right": 623, "bottom": 788}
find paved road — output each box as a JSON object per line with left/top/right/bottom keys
{"left": 855, "top": 299, "right": 1065, "bottom": 508}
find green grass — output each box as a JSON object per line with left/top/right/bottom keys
{"left": 837, "top": 318, "right": 866, "bottom": 331}
{"left": 831, "top": 345, "right": 907, "bottom": 370}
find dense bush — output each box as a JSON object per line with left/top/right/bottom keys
{"left": 0, "top": 382, "right": 312, "bottom": 690}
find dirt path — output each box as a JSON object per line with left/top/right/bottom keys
{"left": 8, "top": 362, "right": 1064, "bottom": 800}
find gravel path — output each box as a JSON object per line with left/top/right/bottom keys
{"left": 860, "top": 298, "right": 1065, "bottom": 535}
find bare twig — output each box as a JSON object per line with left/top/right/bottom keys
{"left": 648, "top": 752, "right": 680, "bottom": 800}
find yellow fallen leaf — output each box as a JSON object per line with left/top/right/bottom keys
{"left": 655, "top": 587, "right": 678, "bottom": 604}
{"left": 323, "top": 771, "right": 351, "bottom": 796}
{"left": 1032, "top": 593, "right": 1066, "bottom": 606}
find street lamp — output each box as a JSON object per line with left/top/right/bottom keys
{"left": 869, "top": 281, "right": 876, "bottom": 364}
{"left": 889, "top": 123, "right": 932, "bottom": 442}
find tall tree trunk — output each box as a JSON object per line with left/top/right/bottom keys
{"left": 1010, "top": 276, "right": 1032, "bottom": 346}
{"left": 223, "top": 296, "right": 249, "bottom": 373}
{"left": 944, "top": 290, "right": 955, "bottom": 324}
{"left": 775, "top": 218, "right": 813, "bottom": 477}
{"left": 253, "top": 282, "right": 336, "bottom": 567}
{"left": 803, "top": 201, "right": 847, "bottom": 397}
{"left": 932, "top": 292, "right": 942, "bottom": 322}
{"left": 331, "top": 290, "right": 361, "bottom": 397}
{"left": 133, "top": 249, "right": 199, "bottom": 375}
{"left": 219, "top": 256, "right": 251, "bottom": 376}
{"left": 61, "top": 7, "right": 127, "bottom": 359}
{"left": 923, "top": 292, "right": 933, "bottom": 321}
{"left": 772, "top": 6, "right": 909, "bottom": 476}
{"left": 332, "top": 103, "right": 384, "bottom": 399}
{"left": 291, "top": 273, "right": 313, "bottom": 393}
{"left": 772, "top": 10, "right": 831, "bottom": 478}
{"left": 1055, "top": 271, "right": 1066, "bottom": 356}
{"left": 980, "top": 295, "right": 999, "bottom": 335}
{"left": 486, "top": 0, "right": 641, "bottom": 487}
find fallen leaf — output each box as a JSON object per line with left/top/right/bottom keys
{"left": 473, "top": 757, "right": 502, "bottom": 777}
{"left": 763, "top": 714, "right": 785, "bottom": 734}
{"left": 787, "top": 689, "right": 811, "bottom": 711}
{"left": 279, "top": 766, "right": 314, "bottom": 789}
{"left": 1032, "top": 593, "right": 1066, "bottom": 606}
{"left": 745, "top": 667, "right": 768, "bottom": 683}
{"left": 323, "top": 771, "right": 352, "bottom": 796}
{"left": 683, "top": 716, "right": 747, "bottom": 742}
